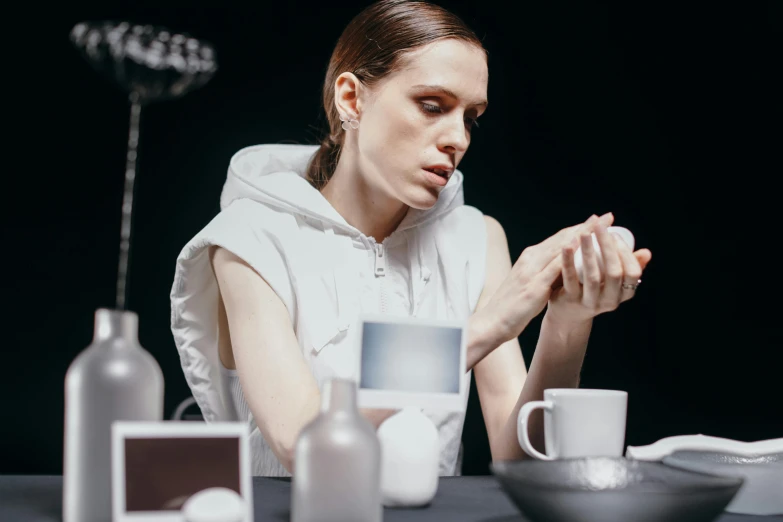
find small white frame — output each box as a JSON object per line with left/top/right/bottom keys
{"left": 356, "top": 314, "right": 468, "bottom": 412}
{"left": 111, "top": 421, "right": 253, "bottom": 522}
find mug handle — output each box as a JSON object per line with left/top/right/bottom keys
{"left": 517, "top": 400, "right": 554, "bottom": 461}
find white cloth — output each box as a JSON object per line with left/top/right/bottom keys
{"left": 170, "top": 144, "right": 488, "bottom": 476}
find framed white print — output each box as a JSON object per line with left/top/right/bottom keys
{"left": 356, "top": 314, "right": 468, "bottom": 412}
{"left": 111, "top": 421, "right": 253, "bottom": 522}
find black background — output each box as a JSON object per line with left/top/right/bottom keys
{"left": 4, "top": 2, "right": 781, "bottom": 475}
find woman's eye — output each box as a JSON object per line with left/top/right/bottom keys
{"left": 420, "top": 102, "right": 442, "bottom": 114}
{"left": 420, "top": 101, "right": 479, "bottom": 131}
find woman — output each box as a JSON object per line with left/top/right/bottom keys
{"left": 170, "top": 0, "right": 651, "bottom": 477}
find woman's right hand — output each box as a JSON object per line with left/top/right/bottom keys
{"left": 480, "top": 212, "right": 614, "bottom": 346}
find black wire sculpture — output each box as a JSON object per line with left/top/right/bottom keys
{"left": 70, "top": 21, "right": 218, "bottom": 309}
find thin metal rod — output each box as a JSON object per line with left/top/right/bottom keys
{"left": 116, "top": 94, "right": 142, "bottom": 310}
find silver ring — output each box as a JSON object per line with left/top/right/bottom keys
{"left": 622, "top": 279, "right": 642, "bottom": 291}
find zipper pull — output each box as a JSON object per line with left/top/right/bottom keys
{"left": 374, "top": 243, "right": 386, "bottom": 276}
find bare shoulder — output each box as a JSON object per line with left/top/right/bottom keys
{"left": 483, "top": 215, "right": 511, "bottom": 260}
{"left": 483, "top": 215, "right": 507, "bottom": 245}
{"left": 209, "top": 246, "right": 277, "bottom": 307}
{"left": 210, "top": 246, "right": 256, "bottom": 287}
{"left": 475, "top": 216, "right": 512, "bottom": 310}
{"left": 210, "top": 245, "right": 243, "bottom": 269}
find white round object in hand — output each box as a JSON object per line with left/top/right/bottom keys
{"left": 573, "top": 226, "right": 635, "bottom": 284}
{"left": 377, "top": 408, "right": 440, "bottom": 507}
{"left": 181, "top": 487, "right": 245, "bottom": 522}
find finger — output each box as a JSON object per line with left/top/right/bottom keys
{"left": 561, "top": 239, "right": 581, "bottom": 296}
{"left": 580, "top": 231, "right": 602, "bottom": 307}
{"left": 552, "top": 212, "right": 612, "bottom": 251}
{"left": 596, "top": 224, "right": 623, "bottom": 305}
{"left": 587, "top": 212, "right": 614, "bottom": 233}
{"left": 551, "top": 273, "right": 564, "bottom": 290}
{"left": 519, "top": 217, "right": 593, "bottom": 277}
{"left": 634, "top": 249, "right": 652, "bottom": 271}
{"left": 545, "top": 215, "right": 597, "bottom": 253}
{"left": 597, "top": 211, "right": 615, "bottom": 228}
{"left": 535, "top": 247, "right": 566, "bottom": 288}
{"left": 535, "top": 213, "right": 606, "bottom": 261}
{"left": 522, "top": 213, "right": 615, "bottom": 277}
{"left": 616, "top": 240, "right": 643, "bottom": 302}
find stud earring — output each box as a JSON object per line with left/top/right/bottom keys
{"left": 340, "top": 115, "right": 360, "bottom": 131}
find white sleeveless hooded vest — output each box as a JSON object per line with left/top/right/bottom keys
{"left": 170, "top": 144, "right": 487, "bottom": 477}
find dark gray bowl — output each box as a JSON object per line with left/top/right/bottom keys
{"left": 490, "top": 457, "right": 743, "bottom": 522}
{"left": 663, "top": 450, "right": 783, "bottom": 515}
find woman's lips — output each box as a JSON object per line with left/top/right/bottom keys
{"left": 422, "top": 168, "right": 449, "bottom": 186}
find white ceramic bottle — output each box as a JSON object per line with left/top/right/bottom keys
{"left": 292, "top": 378, "right": 382, "bottom": 522}
{"left": 63, "top": 308, "right": 164, "bottom": 522}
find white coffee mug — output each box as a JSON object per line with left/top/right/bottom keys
{"left": 517, "top": 389, "right": 628, "bottom": 460}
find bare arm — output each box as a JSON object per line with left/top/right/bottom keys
{"left": 471, "top": 213, "right": 651, "bottom": 461}
{"left": 211, "top": 247, "right": 395, "bottom": 474}
{"left": 470, "top": 216, "right": 592, "bottom": 461}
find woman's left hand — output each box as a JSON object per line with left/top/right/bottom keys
{"left": 546, "top": 217, "right": 653, "bottom": 325}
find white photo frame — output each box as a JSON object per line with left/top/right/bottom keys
{"left": 111, "top": 421, "right": 253, "bottom": 522}
{"left": 356, "top": 314, "right": 468, "bottom": 411}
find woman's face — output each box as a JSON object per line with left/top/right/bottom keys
{"left": 353, "top": 39, "right": 488, "bottom": 209}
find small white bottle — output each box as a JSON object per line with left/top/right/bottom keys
{"left": 291, "top": 378, "right": 382, "bottom": 522}
{"left": 63, "top": 308, "right": 164, "bottom": 522}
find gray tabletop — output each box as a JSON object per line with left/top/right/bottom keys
{"left": 1, "top": 475, "right": 780, "bottom": 522}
